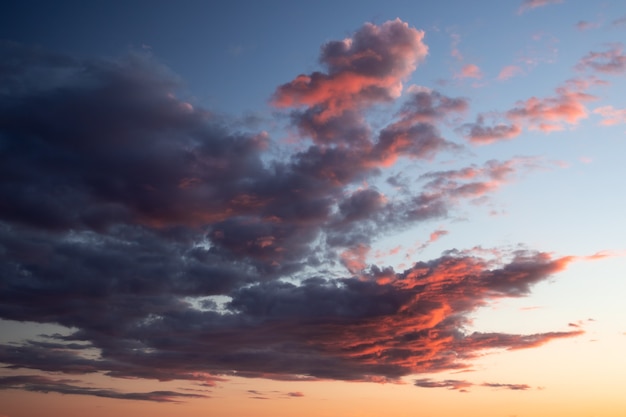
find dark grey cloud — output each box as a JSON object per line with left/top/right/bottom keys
{"left": 0, "top": 20, "right": 586, "bottom": 401}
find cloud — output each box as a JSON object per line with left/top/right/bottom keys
{"left": 517, "top": 0, "right": 563, "bottom": 15}
{"left": 455, "top": 64, "right": 482, "bottom": 79}
{"left": 459, "top": 116, "right": 522, "bottom": 144}
{"left": 272, "top": 19, "right": 427, "bottom": 148}
{"left": 576, "top": 44, "right": 626, "bottom": 74}
{"left": 482, "top": 382, "right": 531, "bottom": 390}
{"left": 0, "top": 23, "right": 597, "bottom": 401}
{"left": 498, "top": 65, "right": 524, "bottom": 81}
{"left": 460, "top": 78, "right": 599, "bottom": 143}
{"left": 575, "top": 21, "right": 601, "bottom": 31}
{"left": 593, "top": 106, "right": 626, "bottom": 125}
{"left": 414, "top": 378, "right": 473, "bottom": 391}
{"left": 0, "top": 375, "right": 206, "bottom": 402}
{"left": 415, "top": 379, "right": 532, "bottom": 391}
{"left": 506, "top": 82, "right": 596, "bottom": 132}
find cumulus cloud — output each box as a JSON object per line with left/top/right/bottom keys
{"left": 272, "top": 19, "right": 427, "bottom": 148}
{"left": 498, "top": 65, "right": 524, "bottom": 81}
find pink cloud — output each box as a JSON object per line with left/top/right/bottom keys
{"left": 507, "top": 83, "right": 596, "bottom": 132}
{"left": 593, "top": 106, "right": 626, "bottom": 125}
{"left": 517, "top": 0, "right": 563, "bottom": 15}
{"left": 419, "top": 157, "right": 541, "bottom": 206}
{"left": 456, "top": 63, "right": 483, "bottom": 79}
{"left": 272, "top": 19, "right": 428, "bottom": 121}
{"left": 498, "top": 65, "right": 524, "bottom": 80}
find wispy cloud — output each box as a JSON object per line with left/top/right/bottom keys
{"left": 576, "top": 44, "right": 626, "bottom": 74}
{"left": 498, "top": 65, "right": 524, "bottom": 81}
{"left": 593, "top": 106, "right": 626, "bottom": 125}
{"left": 415, "top": 378, "right": 532, "bottom": 392}
{"left": 0, "top": 375, "right": 207, "bottom": 402}
{"left": 517, "top": 0, "right": 564, "bottom": 15}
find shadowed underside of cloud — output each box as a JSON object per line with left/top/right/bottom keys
{"left": 0, "top": 20, "right": 589, "bottom": 400}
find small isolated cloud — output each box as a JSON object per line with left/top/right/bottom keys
{"left": 414, "top": 378, "right": 473, "bottom": 391}
{"left": 482, "top": 382, "right": 531, "bottom": 390}
{"left": 576, "top": 44, "right": 626, "bottom": 74}
{"left": 287, "top": 391, "right": 305, "bottom": 397}
{"left": 517, "top": 0, "right": 563, "bottom": 15}
{"left": 415, "top": 379, "right": 532, "bottom": 392}
{"left": 456, "top": 63, "right": 483, "bottom": 79}
{"left": 593, "top": 106, "right": 626, "bottom": 125}
{"left": 575, "top": 21, "right": 601, "bottom": 31}
{"left": 498, "top": 65, "right": 524, "bottom": 81}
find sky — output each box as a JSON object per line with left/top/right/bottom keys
{"left": 1, "top": 0, "right": 626, "bottom": 416}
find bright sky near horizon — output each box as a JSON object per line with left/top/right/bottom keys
{"left": 1, "top": 1, "right": 626, "bottom": 416}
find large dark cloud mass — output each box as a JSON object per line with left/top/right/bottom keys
{"left": 0, "top": 20, "right": 583, "bottom": 401}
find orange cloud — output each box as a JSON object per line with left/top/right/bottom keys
{"left": 272, "top": 19, "right": 428, "bottom": 122}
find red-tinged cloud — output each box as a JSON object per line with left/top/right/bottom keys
{"left": 506, "top": 82, "right": 596, "bottom": 132}
{"left": 456, "top": 64, "right": 482, "bottom": 79}
{"left": 576, "top": 44, "right": 626, "bottom": 74}
{"left": 272, "top": 19, "right": 427, "bottom": 147}
{"left": 498, "top": 65, "right": 524, "bottom": 81}
{"left": 593, "top": 105, "right": 626, "bottom": 125}
{"left": 517, "top": 0, "right": 563, "bottom": 15}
